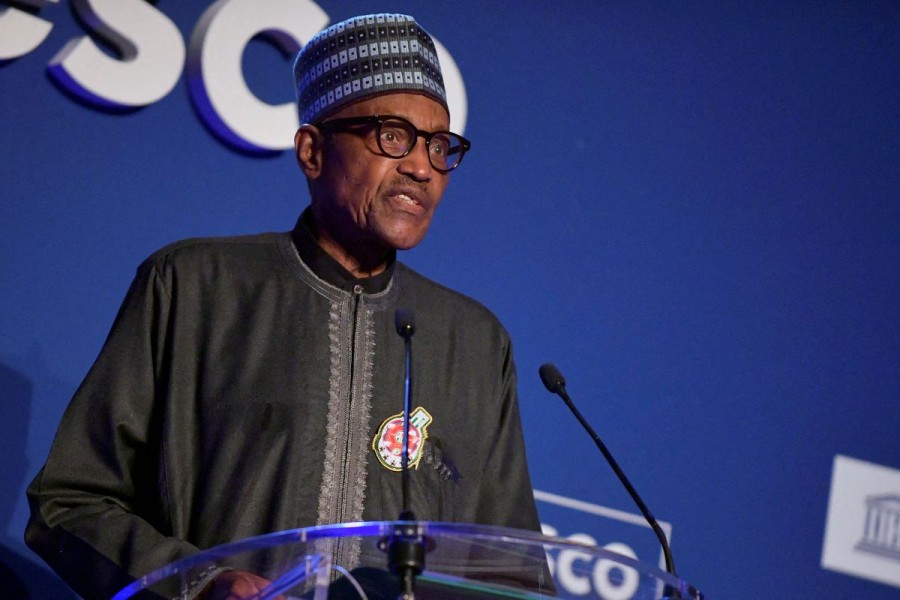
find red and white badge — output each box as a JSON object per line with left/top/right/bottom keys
{"left": 372, "top": 407, "right": 433, "bottom": 471}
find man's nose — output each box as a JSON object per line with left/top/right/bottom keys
{"left": 397, "top": 138, "right": 434, "bottom": 181}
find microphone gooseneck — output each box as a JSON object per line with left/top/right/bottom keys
{"left": 389, "top": 308, "right": 424, "bottom": 600}
{"left": 538, "top": 362, "right": 678, "bottom": 577}
{"left": 395, "top": 309, "right": 416, "bottom": 520}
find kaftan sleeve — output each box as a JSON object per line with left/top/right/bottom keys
{"left": 466, "top": 336, "right": 557, "bottom": 593}
{"left": 24, "top": 259, "right": 200, "bottom": 599}
{"left": 474, "top": 336, "right": 543, "bottom": 532}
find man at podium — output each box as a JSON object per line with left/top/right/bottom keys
{"left": 25, "top": 13, "right": 542, "bottom": 600}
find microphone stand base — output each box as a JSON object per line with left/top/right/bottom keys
{"left": 382, "top": 522, "right": 426, "bottom": 600}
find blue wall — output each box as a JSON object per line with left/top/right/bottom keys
{"left": 1, "top": 1, "right": 898, "bottom": 598}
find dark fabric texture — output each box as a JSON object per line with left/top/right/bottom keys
{"left": 25, "top": 221, "right": 541, "bottom": 599}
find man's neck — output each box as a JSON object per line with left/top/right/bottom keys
{"left": 292, "top": 210, "right": 395, "bottom": 293}
{"left": 313, "top": 233, "right": 390, "bottom": 278}
{"left": 304, "top": 210, "right": 393, "bottom": 278}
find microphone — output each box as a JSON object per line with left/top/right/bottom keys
{"left": 539, "top": 363, "right": 678, "bottom": 577}
{"left": 395, "top": 308, "right": 416, "bottom": 339}
{"left": 538, "top": 363, "right": 565, "bottom": 393}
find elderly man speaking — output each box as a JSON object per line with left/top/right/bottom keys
{"left": 26, "top": 13, "right": 541, "bottom": 600}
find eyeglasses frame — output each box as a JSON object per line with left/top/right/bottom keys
{"left": 315, "top": 114, "right": 472, "bottom": 174}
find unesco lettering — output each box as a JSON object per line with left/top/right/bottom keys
{"left": 542, "top": 525, "right": 642, "bottom": 600}
{"left": 0, "top": 0, "right": 466, "bottom": 153}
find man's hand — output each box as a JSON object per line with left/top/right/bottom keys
{"left": 199, "top": 570, "right": 286, "bottom": 600}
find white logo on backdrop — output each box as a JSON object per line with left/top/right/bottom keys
{"left": 856, "top": 495, "right": 900, "bottom": 561}
{"left": 822, "top": 455, "right": 900, "bottom": 589}
{"left": 0, "top": 0, "right": 468, "bottom": 153}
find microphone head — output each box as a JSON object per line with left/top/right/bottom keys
{"left": 394, "top": 308, "right": 416, "bottom": 339}
{"left": 539, "top": 363, "right": 566, "bottom": 393}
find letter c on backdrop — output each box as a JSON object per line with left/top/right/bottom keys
{"left": 187, "top": 0, "right": 328, "bottom": 153}
{"left": 187, "top": 0, "right": 468, "bottom": 154}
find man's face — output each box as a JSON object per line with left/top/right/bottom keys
{"left": 298, "top": 93, "right": 452, "bottom": 257}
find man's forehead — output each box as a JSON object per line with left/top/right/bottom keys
{"left": 329, "top": 93, "right": 451, "bottom": 128}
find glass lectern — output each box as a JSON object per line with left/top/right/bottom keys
{"left": 114, "top": 521, "right": 704, "bottom": 599}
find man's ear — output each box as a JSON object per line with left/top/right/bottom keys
{"left": 295, "top": 125, "right": 324, "bottom": 179}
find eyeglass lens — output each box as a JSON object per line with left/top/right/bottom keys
{"left": 378, "top": 118, "right": 464, "bottom": 172}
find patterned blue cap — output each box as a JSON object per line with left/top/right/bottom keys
{"left": 293, "top": 14, "right": 448, "bottom": 124}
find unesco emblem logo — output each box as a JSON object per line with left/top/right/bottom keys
{"left": 821, "top": 455, "right": 900, "bottom": 589}
{"left": 856, "top": 495, "right": 900, "bottom": 561}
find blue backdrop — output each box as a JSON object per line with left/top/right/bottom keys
{"left": 2, "top": 1, "right": 898, "bottom": 598}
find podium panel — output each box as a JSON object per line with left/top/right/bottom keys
{"left": 113, "top": 521, "right": 703, "bottom": 599}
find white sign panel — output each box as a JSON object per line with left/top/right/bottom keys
{"left": 822, "top": 455, "right": 900, "bottom": 588}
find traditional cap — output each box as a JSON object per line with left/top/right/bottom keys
{"left": 293, "top": 13, "right": 448, "bottom": 124}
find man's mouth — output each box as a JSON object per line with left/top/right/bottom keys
{"left": 390, "top": 189, "right": 425, "bottom": 210}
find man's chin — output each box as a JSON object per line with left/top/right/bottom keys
{"left": 380, "top": 226, "right": 430, "bottom": 252}
{"left": 390, "top": 239, "right": 424, "bottom": 251}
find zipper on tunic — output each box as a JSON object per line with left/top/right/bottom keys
{"left": 336, "top": 284, "right": 365, "bottom": 523}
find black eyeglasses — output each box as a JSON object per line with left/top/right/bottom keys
{"left": 316, "top": 115, "right": 471, "bottom": 173}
